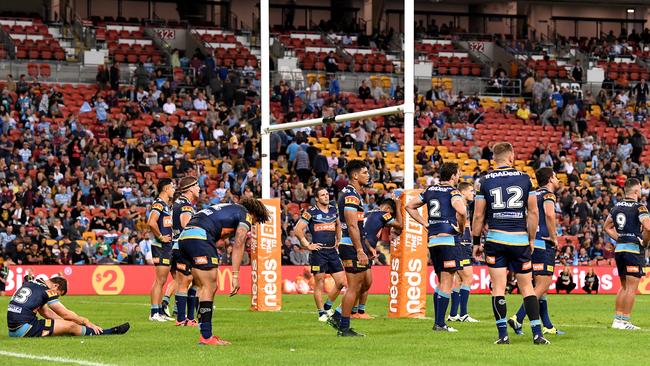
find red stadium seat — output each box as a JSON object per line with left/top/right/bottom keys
{"left": 27, "top": 63, "right": 39, "bottom": 78}
{"left": 39, "top": 64, "right": 51, "bottom": 78}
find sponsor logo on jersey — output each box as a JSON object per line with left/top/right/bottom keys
{"left": 314, "top": 222, "right": 336, "bottom": 231}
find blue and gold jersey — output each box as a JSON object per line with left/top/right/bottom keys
{"left": 535, "top": 188, "right": 556, "bottom": 243}
{"left": 172, "top": 196, "right": 195, "bottom": 249}
{"left": 476, "top": 167, "right": 535, "bottom": 246}
{"left": 182, "top": 204, "right": 253, "bottom": 243}
{"left": 300, "top": 204, "right": 338, "bottom": 248}
{"left": 420, "top": 184, "right": 463, "bottom": 246}
{"left": 609, "top": 199, "right": 649, "bottom": 254}
{"left": 338, "top": 185, "right": 366, "bottom": 246}
{"left": 364, "top": 209, "right": 395, "bottom": 248}
{"left": 460, "top": 200, "right": 473, "bottom": 245}
{"left": 150, "top": 197, "right": 172, "bottom": 246}
{"left": 7, "top": 278, "right": 60, "bottom": 327}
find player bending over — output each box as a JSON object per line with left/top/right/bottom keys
{"left": 148, "top": 178, "right": 176, "bottom": 321}
{"left": 178, "top": 198, "right": 270, "bottom": 345}
{"left": 7, "top": 276, "right": 129, "bottom": 337}
{"left": 604, "top": 178, "right": 650, "bottom": 330}
{"left": 509, "top": 167, "right": 564, "bottom": 335}
{"left": 472, "top": 142, "right": 549, "bottom": 345}
{"left": 407, "top": 162, "right": 467, "bottom": 332}
{"left": 447, "top": 181, "right": 479, "bottom": 323}
{"left": 170, "top": 176, "right": 201, "bottom": 326}
{"left": 328, "top": 160, "right": 371, "bottom": 337}
{"left": 294, "top": 187, "right": 346, "bottom": 322}
{"left": 351, "top": 195, "right": 403, "bottom": 319}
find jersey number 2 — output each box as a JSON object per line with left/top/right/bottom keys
{"left": 429, "top": 200, "right": 441, "bottom": 218}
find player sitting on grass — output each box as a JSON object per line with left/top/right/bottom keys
{"left": 7, "top": 276, "right": 130, "bottom": 338}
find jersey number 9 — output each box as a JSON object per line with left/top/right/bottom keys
{"left": 615, "top": 212, "right": 626, "bottom": 231}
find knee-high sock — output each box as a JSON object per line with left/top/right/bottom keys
{"left": 436, "top": 291, "right": 451, "bottom": 327}
{"left": 539, "top": 295, "right": 553, "bottom": 329}
{"left": 459, "top": 285, "right": 471, "bottom": 317}
{"left": 492, "top": 296, "right": 508, "bottom": 339}
{"left": 523, "top": 295, "right": 542, "bottom": 337}
{"left": 449, "top": 288, "right": 461, "bottom": 317}
{"left": 175, "top": 292, "right": 187, "bottom": 322}
{"left": 187, "top": 287, "right": 197, "bottom": 320}
{"left": 198, "top": 301, "right": 214, "bottom": 339}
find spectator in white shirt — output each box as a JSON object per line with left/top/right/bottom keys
{"left": 162, "top": 97, "right": 176, "bottom": 114}
{"left": 193, "top": 93, "right": 207, "bottom": 111}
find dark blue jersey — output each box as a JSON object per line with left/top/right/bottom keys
{"left": 476, "top": 167, "right": 535, "bottom": 246}
{"left": 460, "top": 200, "right": 473, "bottom": 245}
{"left": 535, "top": 188, "right": 557, "bottom": 243}
{"left": 172, "top": 196, "right": 195, "bottom": 249}
{"left": 150, "top": 197, "right": 172, "bottom": 246}
{"left": 184, "top": 204, "right": 253, "bottom": 243}
{"left": 300, "top": 204, "right": 338, "bottom": 248}
{"left": 364, "top": 209, "right": 395, "bottom": 248}
{"left": 338, "top": 185, "right": 366, "bottom": 246}
{"left": 609, "top": 199, "right": 649, "bottom": 254}
{"left": 420, "top": 184, "right": 462, "bottom": 246}
{"left": 7, "top": 279, "right": 59, "bottom": 327}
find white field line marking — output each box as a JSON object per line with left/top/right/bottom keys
{"left": 555, "top": 323, "right": 650, "bottom": 332}
{"left": 0, "top": 350, "right": 117, "bottom": 366}
{"left": 78, "top": 300, "right": 433, "bottom": 319}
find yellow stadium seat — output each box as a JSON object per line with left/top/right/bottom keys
{"left": 82, "top": 231, "right": 96, "bottom": 242}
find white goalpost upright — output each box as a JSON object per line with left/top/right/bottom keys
{"left": 261, "top": 0, "right": 271, "bottom": 199}
{"left": 260, "top": 0, "right": 415, "bottom": 193}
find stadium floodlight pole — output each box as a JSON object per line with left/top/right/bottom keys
{"left": 403, "top": 0, "right": 415, "bottom": 190}
{"left": 261, "top": 0, "right": 271, "bottom": 199}
{"left": 263, "top": 105, "right": 405, "bottom": 134}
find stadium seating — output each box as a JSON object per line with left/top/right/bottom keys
{"left": 416, "top": 39, "right": 481, "bottom": 76}
{"left": 1, "top": 17, "right": 66, "bottom": 60}
{"left": 94, "top": 23, "right": 163, "bottom": 64}
{"left": 194, "top": 28, "right": 258, "bottom": 68}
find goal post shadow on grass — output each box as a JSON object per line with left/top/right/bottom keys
{"left": 252, "top": 0, "right": 421, "bottom": 315}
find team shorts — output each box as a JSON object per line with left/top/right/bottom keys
{"left": 0, "top": 281, "right": 6, "bottom": 292}
{"left": 8, "top": 318, "right": 55, "bottom": 338}
{"left": 484, "top": 241, "right": 532, "bottom": 274}
{"left": 429, "top": 245, "right": 461, "bottom": 275}
{"left": 310, "top": 248, "right": 344, "bottom": 274}
{"left": 615, "top": 252, "right": 645, "bottom": 278}
{"left": 532, "top": 241, "right": 556, "bottom": 276}
{"left": 170, "top": 248, "right": 192, "bottom": 276}
{"left": 152, "top": 243, "right": 173, "bottom": 267}
{"left": 179, "top": 238, "right": 219, "bottom": 271}
{"left": 339, "top": 244, "right": 370, "bottom": 274}
{"left": 458, "top": 244, "right": 473, "bottom": 268}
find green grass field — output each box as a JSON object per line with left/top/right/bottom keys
{"left": 1, "top": 294, "right": 649, "bottom": 366}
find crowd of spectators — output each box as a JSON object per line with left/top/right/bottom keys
{"left": 2, "top": 27, "right": 650, "bottom": 273}
{"left": 0, "top": 46, "right": 263, "bottom": 267}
